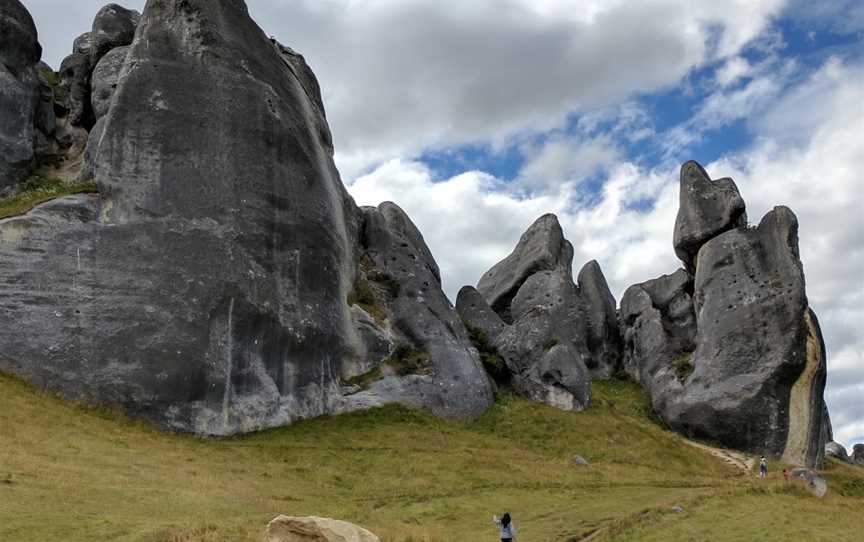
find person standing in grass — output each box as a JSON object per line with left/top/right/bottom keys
{"left": 492, "top": 512, "right": 516, "bottom": 541}
{"left": 759, "top": 456, "right": 768, "bottom": 479}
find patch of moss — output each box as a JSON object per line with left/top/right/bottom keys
{"left": 386, "top": 343, "right": 431, "bottom": 377}
{"left": 368, "top": 271, "right": 400, "bottom": 298}
{"left": 39, "top": 68, "right": 60, "bottom": 87}
{"left": 0, "top": 176, "right": 98, "bottom": 220}
{"left": 543, "top": 337, "right": 559, "bottom": 351}
{"left": 465, "top": 323, "right": 510, "bottom": 386}
{"left": 671, "top": 351, "right": 695, "bottom": 382}
{"left": 343, "top": 366, "right": 384, "bottom": 391}
{"left": 347, "top": 276, "right": 387, "bottom": 325}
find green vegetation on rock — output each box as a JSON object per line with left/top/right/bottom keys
{"left": 465, "top": 323, "right": 509, "bottom": 386}
{"left": 671, "top": 351, "right": 695, "bottom": 382}
{"left": 0, "top": 176, "right": 98, "bottom": 220}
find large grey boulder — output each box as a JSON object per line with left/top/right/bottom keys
{"left": 337, "top": 202, "right": 493, "bottom": 418}
{"left": 0, "top": 0, "right": 491, "bottom": 435}
{"left": 90, "top": 45, "right": 128, "bottom": 120}
{"left": 854, "top": 444, "right": 864, "bottom": 466}
{"left": 0, "top": 0, "right": 41, "bottom": 76}
{"left": 625, "top": 200, "right": 829, "bottom": 467}
{"left": 620, "top": 268, "right": 696, "bottom": 392}
{"left": 477, "top": 214, "right": 572, "bottom": 322}
{"left": 673, "top": 160, "right": 746, "bottom": 273}
{"left": 55, "top": 52, "right": 93, "bottom": 128}
{"left": 89, "top": 4, "right": 140, "bottom": 65}
{"left": 73, "top": 32, "right": 93, "bottom": 56}
{"left": 578, "top": 260, "right": 622, "bottom": 379}
{"left": 0, "top": 0, "right": 41, "bottom": 189}
{"left": 460, "top": 214, "right": 594, "bottom": 411}
{"left": 456, "top": 285, "right": 507, "bottom": 342}
{"left": 825, "top": 441, "right": 850, "bottom": 463}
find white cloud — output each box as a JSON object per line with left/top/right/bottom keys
{"left": 517, "top": 134, "right": 620, "bottom": 192}
{"left": 715, "top": 56, "right": 753, "bottom": 87}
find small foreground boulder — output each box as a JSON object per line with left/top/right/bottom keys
{"left": 265, "top": 515, "right": 380, "bottom": 542}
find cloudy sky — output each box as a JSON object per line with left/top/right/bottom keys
{"left": 26, "top": 0, "right": 863, "bottom": 450}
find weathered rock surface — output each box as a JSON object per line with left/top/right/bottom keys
{"left": 89, "top": 4, "right": 140, "bottom": 65}
{"left": 0, "top": 0, "right": 41, "bottom": 189}
{"left": 825, "top": 441, "right": 850, "bottom": 463}
{"left": 622, "top": 161, "right": 829, "bottom": 468}
{"left": 460, "top": 215, "right": 608, "bottom": 411}
{"left": 265, "top": 515, "right": 380, "bottom": 542}
{"left": 455, "top": 285, "right": 507, "bottom": 342}
{"left": 673, "top": 160, "right": 746, "bottom": 273}
{"left": 0, "top": 0, "right": 41, "bottom": 75}
{"left": 55, "top": 52, "right": 92, "bottom": 128}
{"left": 477, "top": 214, "right": 572, "bottom": 323}
{"left": 853, "top": 444, "right": 864, "bottom": 465}
{"left": 620, "top": 268, "right": 696, "bottom": 395}
{"left": 73, "top": 32, "right": 93, "bottom": 56}
{"left": 578, "top": 260, "right": 622, "bottom": 379}
{"left": 0, "top": 0, "right": 492, "bottom": 435}
{"left": 337, "top": 202, "right": 493, "bottom": 418}
{"left": 90, "top": 45, "right": 128, "bottom": 120}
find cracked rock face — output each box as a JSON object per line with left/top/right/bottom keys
{"left": 0, "top": 0, "right": 491, "bottom": 435}
{"left": 622, "top": 162, "right": 829, "bottom": 468}
{"left": 673, "top": 160, "right": 747, "bottom": 273}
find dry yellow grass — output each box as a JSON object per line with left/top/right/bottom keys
{"left": 0, "top": 373, "right": 860, "bottom": 541}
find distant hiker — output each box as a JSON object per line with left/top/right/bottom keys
{"left": 759, "top": 456, "right": 768, "bottom": 479}
{"left": 783, "top": 468, "right": 790, "bottom": 482}
{"left": 492, "top": 512, "right": 516, "bottom": 541}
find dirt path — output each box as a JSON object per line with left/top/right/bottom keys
{"left": 684, "top": 440, "right": 754, "bottom": 473}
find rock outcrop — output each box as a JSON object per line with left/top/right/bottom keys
{"left": 265, "top": 515, "right": 380, "bottom": 542}
{"left": 825, "top": 441, "right": 850, "bottom": 463}
{"left": 0, "top": 0, "right": 491, "bottom": 435}
{"left": 0, "top": 0, "right": 41, "bottom": 190}
{"left": 622, "top": 161, "right": 829, "bottom": 468}
{"left": 673, "top": 161, "right": 747, "bottom": 273}
{"left": 459, "top": 215, "right": 621, "bottom": 411}
{"left": 89, "top": 4, "right": 140, "bottom": 66}
{"left": 853, "top": 444, "right": 864, "bottom": 466}
{"left": 90, "top": 45, "right": 128, "bottom": 120}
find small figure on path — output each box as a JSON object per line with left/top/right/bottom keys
{"left": 759, "top": 456, "right": 768, "bottom": 479}
{"left": 492, "top": 512, "right": 516, "bottom": 541}
{"left": 783, "top": 468, "right": 790, "bottom": 482}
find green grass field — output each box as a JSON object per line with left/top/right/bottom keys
{"left": 0, "top": 373, "right": 860, "bottom": 541}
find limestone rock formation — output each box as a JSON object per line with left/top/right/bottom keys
{"left": 90, "top": 45, "right": 128, "bottom": 120}
{"left": 673, "top": 160, "right": 747, "bottom": 273}
{"left": 578, "top": 260, "right": 622, "bottom": 379}
{"left": 477, "top": 213, "right": 572, "bottom": 323}
{"left": 0, "top": 0, "right": 491, "bottom": 435}
{"left": 337, "top": 203, "right": 493, "bottom": 418}
{"left": 622, "top": 161, "right": 829, "bottom": 468}
{"left": 620, "top": 268, "right": 696, "bottom": 394}
{"left": 265, "top": 515, "right": 380, "bottom": 542}
{"left": 459, "top": 215, "right": 621, "bottom": 411}
{"left": 0, "top": 0, "right": 41, "bottom": 189}
{"left": 89, "top": 4, "right": 140, "bottom": 65}
{"left": 853, "top": 444, "right": 864, "bottom": 466}
{"left": 825, "top": 441, "right": 850, "bottom": 463}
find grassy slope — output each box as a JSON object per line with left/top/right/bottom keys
{"left": 0, "top": 374, "right": 860, "bottom": 541}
